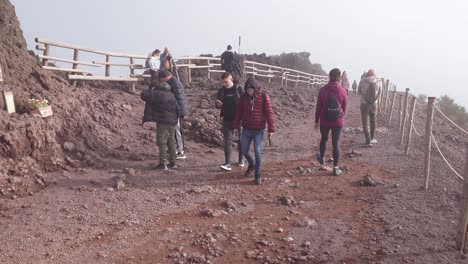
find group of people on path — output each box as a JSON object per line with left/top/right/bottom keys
{"left": 141, "top": 44, "right": 381, "bottom": 185}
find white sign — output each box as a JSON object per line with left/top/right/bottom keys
{"left": 3, "top": 91, "right": 16, "bottom": 114}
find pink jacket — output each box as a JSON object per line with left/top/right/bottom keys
{"left": 315, "top": 81, "right": 347, "bottom": 127}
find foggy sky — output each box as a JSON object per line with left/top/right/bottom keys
{"left": 10, "top": 0, "right": 468, "bottom": 108}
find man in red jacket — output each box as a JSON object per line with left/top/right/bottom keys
{"left": 233, "top": 77, "right": 275, "bottom": 185}
{"left": 314, "top": 68, "right": 348, "bottom": 176}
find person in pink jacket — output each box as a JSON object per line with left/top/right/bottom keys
{"left": 314, "top": 68, "right": 348, "bottom": 176}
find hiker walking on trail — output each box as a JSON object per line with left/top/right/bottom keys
{"left": 358, "top": 69, "right": 380, "bottom": 146}
{"left": 352, "top": 80, "right": 358, "bottom": 94}
{"left": 315, "top": 68, "right": 348, "bottom": 176}
{"left": 141, "top": 81, "right": 179, "bottom": 170}
{"left": 233, "top": 77, "right": 275, "bottom": 185}
{"left": 221, "top": 45, "right": 235, "bottom": 75}
{"left": 341, "top": 71, "right": 350, "bottom": 95}
{"left": 160, "top": 48, "right": 176, "bottom": 74}
{"left": 216, "top": 72, "right": 245, "bottom": 171}
{"left": 158, "top": 70, "right": 189, "bottom": 160}
{"left": 361, "top": 71, "right": 367, "bottom": 80}
{"left": 148, "top": 49, "right": 161, "bottom": 82}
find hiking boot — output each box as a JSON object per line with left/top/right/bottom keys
{"left": 154, "top": 163, "right": 168, "bottom": 171}
{"left": 244, "top": 166, "right": 254, "bottom": 177}
{"left": 176, "top": 152, "right": 187, "bottom": 160}
{"left": 332, "top": 167, "right": 342, "bottom": 176}
{"left": 254, "top": 178, "right": 262, "bottom": 185}
{"left": 168, "top": 162, "right": 178, "bottom": 169}
{"left": 316, "top": 153, "right": 324, "bottom": 165}
{"left": 220, "top": 164, "right": 232, "bottom": 171}
{"left": 370, "top": 138, "right": 378, "bottom": 144}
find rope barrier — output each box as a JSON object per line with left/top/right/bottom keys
{"left": 434, "top": 104, "right": 468, "bottom": 136}
{"left": 431, "top": 133, "right": 464, "bottom": 180}
{"left": 413, "top": 123, "right": 423, "bottom": 137}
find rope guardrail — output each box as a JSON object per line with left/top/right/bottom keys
{"left": 434, "top": 104, "right": 468, "bottom": 136}
{"left": 413, "top": 123, "right": 423, "bottom": 137}
{"left": 431, "top": 133, "right": 464, "bottom": 180}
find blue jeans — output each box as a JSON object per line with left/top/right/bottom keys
{"left": 241, "top": 129, "right": 264, "bottom": 177}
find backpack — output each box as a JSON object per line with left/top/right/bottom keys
{"left": 364, "top": 81, "right": 378, "bottom": 104}
{"left": 325, "top": 95, "right": 341, "bottom": 121}
{"left": 145, "top": 58, "right": 150, "bottom": 69}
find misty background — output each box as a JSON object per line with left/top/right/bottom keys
{"left": 10, "top": 0, "right": 468, "bottom": 108}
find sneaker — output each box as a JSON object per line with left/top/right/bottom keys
{"left": 244, "top": 166, "right": 254, "bottom": 177}
{"left": 370, "top": 138, "right": 378, "bottom": 144}
{"left": 176, "top": 152, "right": 187, "bottom": 160}
{"left": 332, "top": 167, "right": 342, "bottom": 176}
{"left": 168, "top": 162, "right": 178, "bottom": 169}
{"left": 220, "top": 164, "right": 232, "bottom": 171}
{"left": 238, "top": 162, "right": 245, "bottom": 168}
{"left": 154, "top": 163, "right": 168, "bottom": 171}
{"left": 316, "top": 153, "right": 324, "bottom": 165}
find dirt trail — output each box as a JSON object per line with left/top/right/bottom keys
{"left": 1, "top": 87, "right": 467, "bottom": 264}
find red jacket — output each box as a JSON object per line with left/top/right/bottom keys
{"left": 315, "top": 81, "right": 347, "bottom": 127}
{"left": 233, "top": 78, "right": 275, "bottom": 133}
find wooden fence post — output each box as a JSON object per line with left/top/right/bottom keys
{"left": 398, "top": 94, "right": 403, "bottom": 130}
{"left": 71, "top": 48, "right": 79, "bottom": 86}
{"left": 457, "top": 143, "right": 468, "bottom": 250}
{"left": 129, "top": 57, "right": 136, "bottom": 93}
{"left": 42, "top": 44, "right": 50, "bottom": 66}
{"left": 384, "top": 80, "right": 390, "bottom": 115}
{"left": 295, "top": 73, "right": 299, "bottom": 89}
{"left": 188, "top": 59, "right": 192, "bottom": 83}
{"left": 388, "top": 87, "right": 397, "bottom": 125}
{"left": 424, "top": 97, "right": 436, "bottom": 190}
{"left": 105, "top": 55, "right": 110, "bottom": 77}
{"left": 268, "top": 67, "right": 272, "bottom": 85}
{"left": 404, "top": 96, "right": 417, "bottom": 155}
{"left": 400, "top": 88, "right": 410, "bottom": 145}
{"left": 379, "top": 78, "right": 385, "bottom": 111}
{"left": 281, "top": 70, "right": 285, "bottom": 87}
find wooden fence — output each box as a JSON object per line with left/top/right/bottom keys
{"left": 35, "top": 38, "right": 329, "bottom": 91}
{"left": 383, "top": 85, "right": 468, "bottom": 251}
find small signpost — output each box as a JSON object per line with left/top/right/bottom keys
{"left": 2, "top": 91, "right": 16, "bottom": 114}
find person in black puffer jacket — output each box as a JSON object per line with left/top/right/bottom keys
{"left": 141, "top": 81, "right": 179, "bottom": 170}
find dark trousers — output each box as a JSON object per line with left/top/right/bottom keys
{"left": 222, "top": 120, "right": 242, "bottom": 165}
{"left": 150, "top": 70, "right": 158, "bottom": 82}
{"left": 319, "top": 126, "right": 342, "bottom": 167}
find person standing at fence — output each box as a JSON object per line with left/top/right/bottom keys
{"left": 147, "top": 49, "right": 161, "bottom": 82}
{"left": 158, "top": 70, "right": 189, "bottom": 160}
{"left": 341, "top": 71, "right": 350, "bottom": 95}
{"left": 315, "top": 68, "right": 347, "bottom": 176}
{"left": 233, "top": 77, "right": 275, "bottom": 185}
{"left": 352, "top": 80, "right": 358, "bottom": 94}
{"left": 358, "top": 69, "right": 380, "bottom": 146}
{"left": 221, "top": 45, "right": 235, "bottom": 75}
{"left": 141, "top": 81, "right": 179, "bottom": 170}
{"left": 216, "top": 72, "right": 245, "bottom": 171}
{"left": 160, "top": 48, "right": 176, "bottom": 74}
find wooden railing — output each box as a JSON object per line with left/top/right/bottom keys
{"left": 34, "top": 38, "right": 329, "bottom": 90}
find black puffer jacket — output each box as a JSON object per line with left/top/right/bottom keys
{"left": 167, "top": 77, "right": 189, "bottom": 117}
{"left": 141, "top": 82, "right": 179, "bottom": 125}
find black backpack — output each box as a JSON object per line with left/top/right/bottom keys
{"left": 326, "top": 95, "right": 341, "bottom": 121}
{"left": 364, "top": 81, "right": 378, "bottom": 104}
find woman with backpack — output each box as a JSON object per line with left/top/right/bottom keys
{"left": 314, "top": 68, "right": 348, "bottom": 176}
